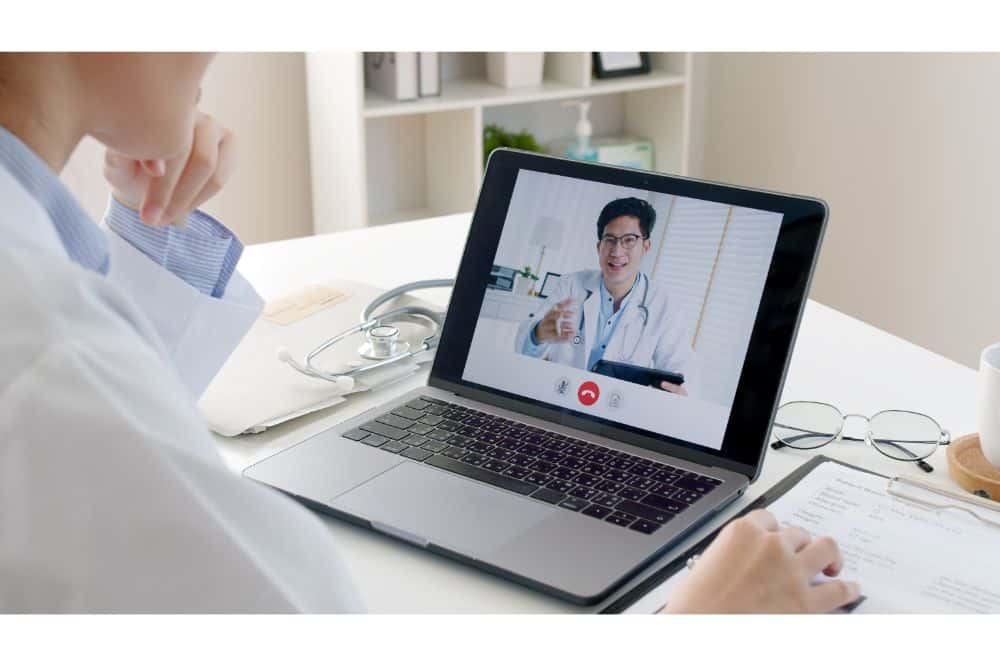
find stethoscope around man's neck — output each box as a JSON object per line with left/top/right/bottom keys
{"left": 571, "top": 273, "right": 651, "bottom": 346}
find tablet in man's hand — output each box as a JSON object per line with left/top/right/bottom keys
{"left": 591, "top": 360, "right": 685, "bottom": 388}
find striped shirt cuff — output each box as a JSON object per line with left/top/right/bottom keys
{"left": 105, "top": 198, "right": 243, "bottom": 298}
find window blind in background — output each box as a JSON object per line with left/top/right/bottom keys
{"left": 650, "top": 201, "right": 779, "bottom": 407}
{"left": 692, "top": 208, "right": 781, "bottom": 406}
{"left": 649, "top": 197, "right": 729, "bottom": 341}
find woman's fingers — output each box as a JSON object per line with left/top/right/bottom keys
{"left": 779, "top": 525, "right": 812, "bottom": 553}
{"left": 798, "top": 535, "right": 844, "bottom": 576}
{"left": 743, "top": 509, "right": 780, "bottom": 532}
{"left": 160, "top": 118, "right": 222, "bottom": 225}
{"left": 141, "top": 159, "right": 166, "bottom": 177}
{"left": 108, "top": 113, "right": 234, "bottom": 228}
{"left": 187, "top": 129, "right": 236, "bottom": 214}
{"left": 806, "top": 579, "right": 861, "bottom": 613}
{"left": 141, "top": 146, "right": 188, "bottom": 225}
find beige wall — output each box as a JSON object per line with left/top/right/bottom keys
{"left": 698, "top": 53, "right": 1000, "bottom": 368}
{"left": 62, "top": 53, "right": 312, "bottom": 245}
{"left": 59, "top": 53, "right": 999, "bottom": 367}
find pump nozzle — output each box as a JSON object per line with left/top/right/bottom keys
{"left": 561, "top": 100, "right": 592, "bottom": 140}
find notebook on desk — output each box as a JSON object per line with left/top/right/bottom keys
{"left": 605, "top": 455, "right": 1000, "bottom": 613}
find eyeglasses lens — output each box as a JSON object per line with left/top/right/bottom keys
{"left": 773, "top": 402, "right": 841, "bottom": 449}
{"left": 868, "top": 411, "right": 941, "bottom": 461}
{"left": 601, "top": 235, "right": 640, "bottom": 250}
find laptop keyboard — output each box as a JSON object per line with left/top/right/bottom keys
{"left": 342, "top": 396, "right": 722, "bottom": 536}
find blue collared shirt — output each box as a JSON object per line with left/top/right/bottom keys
{"left": 522, "top": 275, "right": 637, "bottom": 370}
{"left": 0, "top": 125, "right": 242, "bottom": 298}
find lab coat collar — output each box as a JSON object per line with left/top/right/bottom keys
{"left": 0, "top": 125, "right": 109, "bottom": 274}
{"left": 598, "top": 273, "right": 639, "bottom": 316}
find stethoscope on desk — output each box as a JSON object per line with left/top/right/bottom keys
{"left": 568, "top": 274, "right": 651, "bottom": 353}
{"left": 277, "top": 279, "right": 454, "bottom": 390}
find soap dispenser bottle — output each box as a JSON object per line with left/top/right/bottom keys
{"left": 562, "top": 100, "right": 598, "bottom": 162}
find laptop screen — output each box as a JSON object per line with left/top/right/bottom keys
{"left": 459, "top": 168, "right": 783, "bottom": 452}
{"left": 431, "top": 150, "right": 827, "bottom": 476}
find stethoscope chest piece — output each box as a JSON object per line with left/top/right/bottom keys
{"left": 572, "top": 335, "right": 582, "bottom": 345}
{"left": 359, "top": 324, "right": 410, "bottom": 360}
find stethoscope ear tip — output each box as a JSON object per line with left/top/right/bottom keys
{"left": 277, "top": 346, "right": 355, "bottom": 392}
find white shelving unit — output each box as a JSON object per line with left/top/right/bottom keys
{"left": 306, "top": 52, "right": 693, "bottom": 234}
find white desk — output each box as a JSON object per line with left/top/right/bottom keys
{"left": 215, "top": 213, "right": 979, "bottom": 613}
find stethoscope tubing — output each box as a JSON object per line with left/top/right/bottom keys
{"left": 572, "top": 274, "right": 650, "bottom": 353}
{"left": 282, "top": 279, "right": 454, "bottom": 384}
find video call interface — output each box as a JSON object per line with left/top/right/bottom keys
{"left": 462, "top": 169, "right": 783, "bottom": 451}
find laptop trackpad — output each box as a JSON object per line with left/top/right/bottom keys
{"left": 333, "top": 461, "right": 553, "bottom": 556}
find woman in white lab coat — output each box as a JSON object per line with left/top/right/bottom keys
{"left": 0, "top": 53, "right": 361, "bottom": 612}
{"left": 0, "top": 53, "right": 857, "bottom": 613}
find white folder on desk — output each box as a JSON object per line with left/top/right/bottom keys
{"left": 198, "top": 279, "right": 434, "bottom": 437}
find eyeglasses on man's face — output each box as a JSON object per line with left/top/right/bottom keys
{"left": 599, "top": 233, "right": 647, "bottom": 251}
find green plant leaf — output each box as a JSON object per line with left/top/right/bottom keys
{"left": 484, "top": 124, "right": 542, "bottom": 166}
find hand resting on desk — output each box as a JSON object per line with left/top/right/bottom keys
{"left": 663, "top": 509, "right": 860, "bottom": 614}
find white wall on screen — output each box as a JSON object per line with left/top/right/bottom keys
{"left": 493, "top": 169, "right": 668, "bottom": 279}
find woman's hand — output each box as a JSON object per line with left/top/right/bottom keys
{"left": 663, "top": 509, "right": 860, "bottom": 614}
{"left": 104, "top": 111, "right": 237, "bottom": 227}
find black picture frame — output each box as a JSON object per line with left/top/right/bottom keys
{"left": 538, "top": 272, "right": 561, "bottom": 298}
{"left": 592, "top": 52, "right": 651, "bottom": 79}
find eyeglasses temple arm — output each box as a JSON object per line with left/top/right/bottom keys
{"left": 772, "top": 424, "right": 941, "bottom": 474}
{"left": 770, "top": 424, "right": 838, "bottom": 450}
{"left": 870, "top": 437, "right": 939, "bottom": 473}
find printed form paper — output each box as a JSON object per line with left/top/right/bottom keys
{"left": 623, "top": 461, "right": 1000, "bottom": 613}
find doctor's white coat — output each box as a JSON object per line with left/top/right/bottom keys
{"left": 0, "top": 165, "right": 362, "bottom": 611}
{"left": 514, "top": 270, "right": 695, "bottom": 389}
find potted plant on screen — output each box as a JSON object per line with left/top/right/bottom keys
{"left": 515, "top": 266, "right": 540, "bottom": 296}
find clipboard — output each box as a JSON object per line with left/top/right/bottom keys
{"left": 602, "top": 454, "right": 1000, "bottom": 613}
{"left": 601, "top": 456, "right": 868, "bottom": 614}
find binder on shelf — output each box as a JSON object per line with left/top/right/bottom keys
{"left": 418, "top": 52, "right": 441, "bottom": 97}
{"left": 364, "top": 52, "right": 418, "bottom": 102}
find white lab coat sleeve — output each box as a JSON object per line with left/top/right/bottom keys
{"left": 102, "top": 229, "right": 264, "bottom": 398}
{"left": 0, "top": 334, "right": 363, "bottom": 613}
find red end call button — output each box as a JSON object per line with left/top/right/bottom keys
{"left": 577, "top": 381, "right": 600, "bottom": 406}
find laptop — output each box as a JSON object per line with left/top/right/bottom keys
{"left": 244, "top": 149, "right": 828, "bottom": 605}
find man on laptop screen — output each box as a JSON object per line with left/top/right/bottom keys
{"left": 463, "top": 169, "right": 783, "bottom": 451}
{"left": 515, "top": 197, "right": 692, "bottom": 396}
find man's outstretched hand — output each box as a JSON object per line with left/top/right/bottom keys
{"left": 534, "top": 297, "right": 579, "bottom": 344}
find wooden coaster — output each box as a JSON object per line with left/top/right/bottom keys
{"left": 947, "top": 433, "right": 1000, "bottom": 501}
